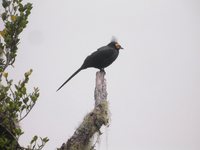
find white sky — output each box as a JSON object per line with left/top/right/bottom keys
{"left": 1, "top": 0, "right": 200, "bottom": 149}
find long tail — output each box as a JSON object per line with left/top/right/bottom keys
{"left": 56, "top": 68, "right": 82, "bottom": 91}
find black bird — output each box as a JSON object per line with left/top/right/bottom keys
{"left": 57, "top": 38, "right": 123, "bottom": 91}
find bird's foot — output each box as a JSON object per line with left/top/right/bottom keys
{"left": 100, "top": 68, "right": 106, "bottom": 74}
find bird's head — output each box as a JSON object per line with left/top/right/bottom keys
{"left": 108, "top": 36, "right": 124, "bottom": 50}
{"left": 114, "top": 42, "right": 123, "bottom": 50}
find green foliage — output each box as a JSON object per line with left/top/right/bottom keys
{"left": 29, "top": 136, "right": 49, "bottom": 150}
{"left": 0, "top": 0, "right": 49, "bottom": 149}
{"left": 0, "top": 0, "right": 32, "bottom": 74}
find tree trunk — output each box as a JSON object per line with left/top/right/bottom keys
{"left": 58, "top": 71, "right": 109, "bottom": 150}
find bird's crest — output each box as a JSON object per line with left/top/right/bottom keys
{"left": 111, "top": 36, "right": 118, "bottom": 43}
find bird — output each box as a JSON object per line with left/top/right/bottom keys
{"left": 56, "top": 38, "right": 123, "bottom": 91}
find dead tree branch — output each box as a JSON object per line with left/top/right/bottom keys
{"left": 59, "top": 71, "right": 109, "bottom": 150}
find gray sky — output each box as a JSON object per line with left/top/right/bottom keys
{"left": 2, "top": 0, "right": 200, "bottom": 149}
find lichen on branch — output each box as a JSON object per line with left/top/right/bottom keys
{"left": 59, "top": 71, "right": 110, "bottom": 150}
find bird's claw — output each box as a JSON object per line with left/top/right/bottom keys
{"left": 100, "top": 68, "right": 106, "bottom": 74}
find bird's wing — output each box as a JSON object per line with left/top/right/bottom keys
{"left": 93, "top": 46, "right": 115, "bottom": 58}
{"left": 81, "top": 46, "right": 116, "bottom": 69}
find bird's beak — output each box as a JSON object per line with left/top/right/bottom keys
{"left": 119, "top": 44, "right": 124, "bottom": 49}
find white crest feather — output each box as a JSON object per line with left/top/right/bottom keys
{"left": 111, "top": 36, "right": 118, "bottom": 42}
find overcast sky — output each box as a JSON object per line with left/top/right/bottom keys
{"left": 1, "top": 0, "right": 200, "bottom": 149}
